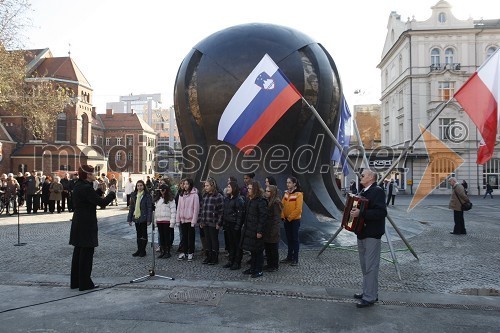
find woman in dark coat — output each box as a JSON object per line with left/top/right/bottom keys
{"left": 241, "top": 181, "right": 268, "bottom": 278}
{"left": 69, "top": 165, "right": 116, "bottom": 291}
{"left": 222, "top": 181, "right": 245, "bottom": 270}
{"left": 263, "top": 185, "right": 283, "bottom": 272}
{"left": 127, "top": 180, "right": 153, "bottom": 257}
{"left": 41, "top": 176, "right": 52, "bottom": 213}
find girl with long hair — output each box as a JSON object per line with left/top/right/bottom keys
{"left": 127, "top": 180, "right": 154, "bottom": 257}
{"left": 222, "top": 181, "right": 245, "bottom": 270}
{"left": 173, "top": 178, "right": 199, "bottom": 262}
{"left": 263, "top": 185, "right": 283, "bottom": 272}
{"left": 281, "top": 176, "right": 303, "bottom": 266}
{"left": 199, "top": 177, "right": 224, "bottom": 265}
{"left": 241, "top": 181, "right": 268, "bottom": 278}
{"left": 154, "top": 184, "right": 176, "bottom": 258}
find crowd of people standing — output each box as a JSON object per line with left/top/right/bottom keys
{"left": 124, "top": 173, "right": 304, "bottom": 279}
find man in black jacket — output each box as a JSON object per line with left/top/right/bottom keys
{"left": 350, "top": 169, "right": 387, "bottom": 308}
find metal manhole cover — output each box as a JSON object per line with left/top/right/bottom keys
{"left": 161, "top": 287, "right": 226, "bottom": 306}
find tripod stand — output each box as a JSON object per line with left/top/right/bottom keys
{"left": 130, "top": 219, "right": 174, "bottom": 283}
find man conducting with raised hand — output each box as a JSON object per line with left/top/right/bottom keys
{"left": 350, "top": 169, "right": 387, "bottom": 308}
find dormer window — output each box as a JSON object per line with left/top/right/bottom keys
{"left": 438, "top": 12, "right": 446, "bottom": 23}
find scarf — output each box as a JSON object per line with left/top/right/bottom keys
{"left": 133, "top": 190, "right": 144, "bottom": 219}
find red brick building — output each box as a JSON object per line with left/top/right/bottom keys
{"left": 0, "top": 48, "right": 156, "bottom": 176}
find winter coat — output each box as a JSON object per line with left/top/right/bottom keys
{"left": 155, "top": 197, "right": 176, "bottom": 224}
{"left": 449, "top": 184, "right": 469, "bottom": 211}
{"left": 69, "top": 179, "right": 116, "bottom": 247}
{"left": 24, "top": 176, "right": 41, "bottom": 195}
{"left": 241, "top": 197, "right": 268, "bottom": 252}
{"left": 127, "top": 191, "right": 153, "bottom": 224}
{"left": 281, "top": 190, "right": 303, "bottom": 222}
{"left": 41, "top": 181, "right": 51, "bottom": 204}
{"left": 174, "top": 188, "right": 200, "bottom": 227}
{"left": 199, "top": 191, "right": 224, "bottom": 228}
{"left": 223, "top": 195, "right": 245, "bottom": 231}
{"left": 263, "top": 201, "right": 282, "bottom": 244}
{"left": 49, "top": 182, "right": 64, "bottom": 201}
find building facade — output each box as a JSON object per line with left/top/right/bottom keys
{"left": 0, "top": 48, "right": 158, "bottom": 177}
{"left": 378, "top": 0, "right": 499, "bottom": 195}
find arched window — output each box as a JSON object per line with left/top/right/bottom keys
{"left": 431, "top": 48, "right": 441, "bottom": 66}
{"left": 438, "top": 12, "right": 446, "bottom": 23}
{"left": 56, "top": 113, "right": 67, "bottom": 141}
{"left": 445, "top": 48, "right": 454, "bottom": 65}
{"left": 487, "top": 46, "right": 497, "bottom": 58}
{"left": 81, "top": 114, "right": 89, "bottom": 144}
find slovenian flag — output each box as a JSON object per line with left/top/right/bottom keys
{"left": 218, "top": 54, "right": 302, "bottom": 154}
{"left": 331, "top": 95, "right": 352, "bottom": 175}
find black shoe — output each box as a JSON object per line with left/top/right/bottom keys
{"left": 164, "top": 252, "right": 171, "bottom": 258}
{"left": 230, "top": 263, "right": 241, "bottom": 270}
{"left": 450, "top": 232, "right": 460, "bottom": 235}
{"left": 223, "top": 262, "right": 232, "bottom": 268}
{"left": 354, "top": 293, "right": 363, "bottom": 299}
{"left": 251, "top": 272, "right": 263, "bottom": 278}
{"left": 290, "top": 261, "right": 298, "bottom": 266}
{"left": 132, "top": 251, "right": 140, "bottom": 257}
{"left": 356, "top": 299, "right": 375, "bottom": 308}
{"left": 243, "top": 268, "right": 254, "bottom": 275}
{"left": 138, "top": 252, "right": 147, "bottom": 257}
{"left": 79, "top": 285, "right": 100, "bottom": 291}
{"left": 202, "top": 257, "right": 210, "bottom": 264}
{"left": 280, "top": 258, "right": 292, "bottom": 264}
{"left": 263, "top": 266, "right": 278, "bottom": 272}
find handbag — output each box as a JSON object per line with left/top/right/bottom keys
{"left": 455, "top": 190, "right": 472, "bottom": 211}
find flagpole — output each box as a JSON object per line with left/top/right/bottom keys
{"left": 377, "top": 98, "right": 453, "bottom": 186}
{"left": 301, "top": 97, "right": 360, "bottom": 175}
{"left": 309, "top": 96, "right": 418, "bottom": 265}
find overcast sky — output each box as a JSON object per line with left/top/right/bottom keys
{"left": 25, "top": 0, "right": 499, "bottom": 113}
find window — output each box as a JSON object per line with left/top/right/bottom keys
{"left": 444, "top": 48, "right": 454, "bottom": 65}
{"left": 438, "top": 12, "right": 446, "bottom": 23}
{"left": 93, "top": 135, "right": 97, "bottom": 145}
{"left": 127, "top": 135, "right": 133, "bottom": 146}
{"left": 116, "top": 137, "right": 122, "bottom": 146}
{"left": 116, "top": 152, "right": 122, "bottom": 161}
{"left": 438, "top": 81, "right": 455, "bottom": 101}
{"left": 431, "top": 48, "right": 441, "bottom": 69}
{"left": 105, "top": 138, "right": 110, "bottom": 146}
{"left": 105, "top": 152, "right": 110, "bottom": 158}
{"left": 483, "top": 158, "right": 499, "bottom": 189}
{"left": 487, "top": 46, "right": 497, "bottom": 58}
{"left": 439, "top": 118, "right": 455, "bottom": 140}
{"left": 56, "top": 113, "right": 67, "bottom": 141}
{"left": 127, "top": 152, "right": 133, "bottom": 161}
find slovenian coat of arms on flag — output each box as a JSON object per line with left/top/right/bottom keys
{"left": 217, "top": 54, "right": 302, "bottom": 154}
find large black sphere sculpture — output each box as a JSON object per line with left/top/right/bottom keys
{"left": 174, "top": 23, "right": 345, "bottom": 246}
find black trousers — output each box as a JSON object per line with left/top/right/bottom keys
{"left": 135, "top": 222, "right": 148, "bottom": 241}
{"left": 264, "top": 242, "right": 279, "bottom": 269}
{"left": 226, "top": 227, "right": 241, "bottom": 263}
{"left": 204, "top": 226, "right": 219, "bottom": 253}
{"left": 49, "top": 200, "right": 61, "bottom": 213}
{"left": 26, "top": 194, "right": 40, "bottom": 213}
{"left": 250, "top": 249, "right": 264, "bottom": 273}
{"left": 180, "top": 223, "right": 195, "bottom": 254}
{"left": 157, "top": 223, "right": 173, "bottom": 249}
{"left": 71, "top": 246, "right": 95, "bottom": 290}
{"left": 453, "top": 210, "right": 466, "bottom": 234}
{"left": 61, "top": 191, "right": 70, "bottom": 211}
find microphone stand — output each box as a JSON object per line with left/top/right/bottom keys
{"left": 14, "top": 196, "right": 26, "bottom": 247}
{"left": 130, "top": 218, "right": 174, "bottom": 283}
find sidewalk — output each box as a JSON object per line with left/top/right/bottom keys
{"left": 0, "top": 195, "right": 499, "bottom": 332}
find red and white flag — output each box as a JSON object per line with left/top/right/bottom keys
{"left": 454, "top": 49, "right": 500, "bottom": 164}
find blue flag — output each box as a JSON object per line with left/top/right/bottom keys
{"left": 331, "top": 95, "right": 352, "bottom": 175}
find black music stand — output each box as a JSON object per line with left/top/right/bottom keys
{"left": 130, "top": 220, "right": 174, "bottom": 283}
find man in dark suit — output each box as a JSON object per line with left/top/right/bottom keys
{"left": 350, "top": 169, "right": 387, "bottom": 308}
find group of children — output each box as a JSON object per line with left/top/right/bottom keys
{"left": 126, "top": 174, "right": 304, "bottom": 278}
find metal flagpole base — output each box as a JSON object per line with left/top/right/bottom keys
{"left": 14, "top": 209, "right": 26, "bottom": 246}
{"left": 14, "top": 243, "right": 27, "bottom": 246}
